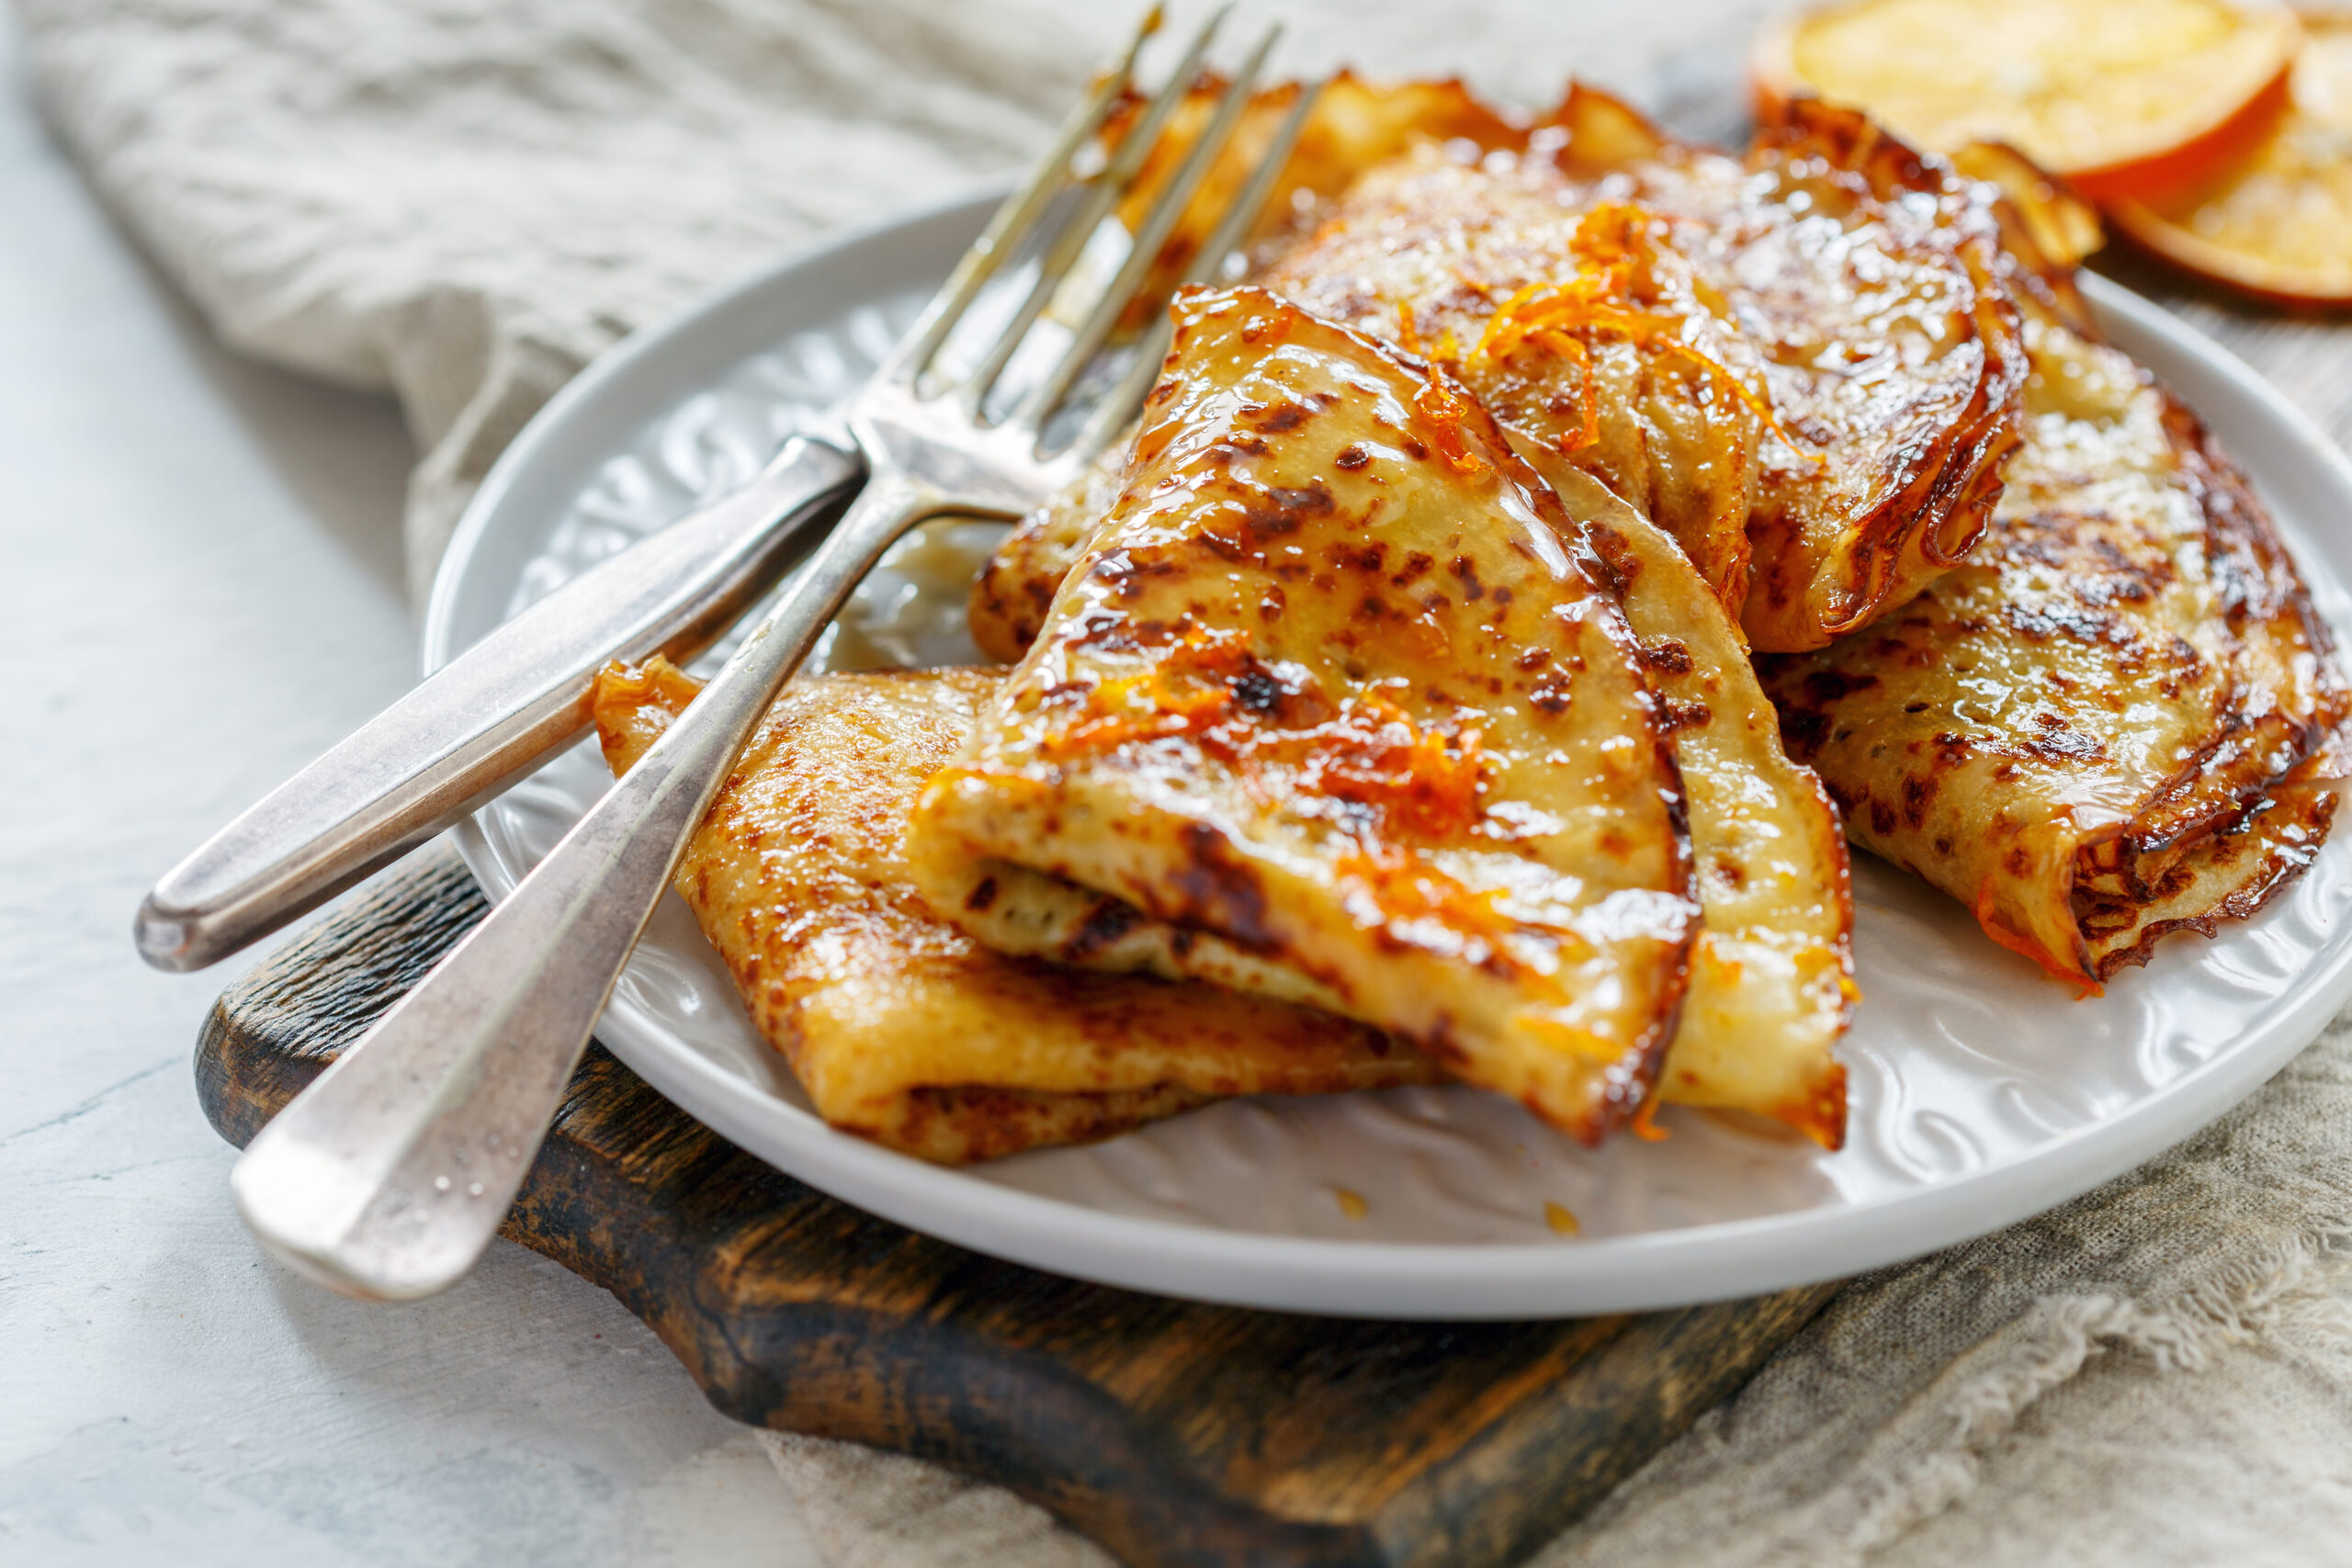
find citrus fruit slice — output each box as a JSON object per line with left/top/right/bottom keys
{"left": 2106, "top": 12, "right": 2352, "bottom": 304}
{"left": 1754, "top": 0, "right": 2301, "bottom": 201}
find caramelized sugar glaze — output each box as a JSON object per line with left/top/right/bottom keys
{"left": 1762, "top": 311, "right": 2347, "bottom": 987}
{"left": 978, "top": 83, "right": 2030, "bottom": 657}
{"left": 922, "top": 289, "right": 1701, "bottom": 1140}
{"left": 949, "top": 291, "right": 1851, "bottom": 1143}
{"left": 599, "top": 74, "right": 2342, "bottom": 1163}
{"left": 944, "top": 75, "right": 2342, "bottom": 1145}
{"left": 593, "top": 660, "right": 1436, "bottom": 1163}
{"left": 917, "top": 288, "right": 1858, "bottom": 1145}
{"left": 1262, "top": 90, "right": 2031, "bottom": 652}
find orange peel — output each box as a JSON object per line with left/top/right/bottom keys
{"left": 1754, "top": 0, "right": 2301, "bottom": 203}
{"left": 2106, "top": 12, "right": 2352, "bottom": 306}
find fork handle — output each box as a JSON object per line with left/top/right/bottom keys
{"left": 230, "top": 472, "right": 940, "bottom": 1301}
{"left": 135, "top": 434, "right": 866, "bottom": 974}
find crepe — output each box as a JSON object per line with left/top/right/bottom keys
{"left": 591, "top": 659, "right": 1436, "bottom": 1163}
{"left": 1544, "top": 92, "right": 2031, "bottom": 653}
{"left": 1083, "top": 76, "right": 2029, "bottom": 653}
{"left": 957, "top": 368, "right": 1852, "bottom": 1145}
{"left": 1250, "top": 141, "right": 1772, "bottom": 624}
{"left": 970, "top": 436, "right": 1134, "bottom": 667}
{"left": 910, "top": 285, "right": 1706, "bottom": 1143}
{"left": 1540, "top": 462, "right": 1853, "bottom": 1143}
{"left": 1761, "top": 312, "right": 2347, "bottom": 987}
{"left": 1258, "top": 89, "right": 2030, "bottom": 651}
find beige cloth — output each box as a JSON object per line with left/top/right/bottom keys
{"left": 13, "top": 0, "right": 1763, "bottom": 608}
{"left": 21, "top": 1, "right": 2352, "bottom": 1562}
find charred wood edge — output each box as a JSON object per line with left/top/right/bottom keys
{"left": 195, "top": 840, "right": 1843, "bottom": 1568}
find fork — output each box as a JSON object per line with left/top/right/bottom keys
{"left": 230, "top": 9, "right": 1321, "bottom": 1302}
{"left": 132, "top": 14, "right": 1168, "bottom": 978}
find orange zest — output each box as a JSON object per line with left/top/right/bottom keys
{"left": 1042, "top": 640, "right": 1490, "bottom": 844}
{"left": 1039, "top": 626, "right": 1258, "bottom": 760}
{"left": 1043, "top": 670, "right": 1231, "bottom": 756}
{"left": 1519, "top": 1008, "right": 1622, "bottom": 1058}
{"left": 1665, "top": 344, "right": 1827, "bottom": 468}
{"left": 1411, "top": 362, "right": 1490, "bottom": 475}
{"left": 1392, "top": 299, "right": 1490, "bottom": 474}
{"left": 1396, "top": 299, "right": 1424, "bottom": 355}
{"left": 1298, "top": 694, "right": 1488, "bottom": 839}
{"left": 1464, "top": 203, "right": 1826, "bottom": 464}
{"left": 1335, "top": 840, "right": 1521, "bottom": 947}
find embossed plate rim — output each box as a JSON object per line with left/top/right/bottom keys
{"left": 429, "top": 190, "right": 2352, "bottom": 1317}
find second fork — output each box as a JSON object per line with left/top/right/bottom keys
{"left": 230, "top": 10, "right": 1321, "bottom": 1302}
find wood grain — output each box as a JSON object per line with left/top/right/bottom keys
{"left": 198, "top": 843, "right": 1838, "bottom": 1568}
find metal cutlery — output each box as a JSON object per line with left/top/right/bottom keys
{"left": 135, "top": 435, "right": 862, "bottom": 973}
{"left": 224, "top": 7, "right": 1320, "bottom": 1301}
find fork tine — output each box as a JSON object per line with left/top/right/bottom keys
{"left": 888, "top": 6, "right": 1163, "bottom": 383}
{"left": 1011, "top": 25, "right": 1283, "bottom": 437}
{"left": 1179, "top": 75, "right": 1322, "bottom": 291}
{"left": 953, "top": 6, "right": 1234, "bottom": 415}
{"left": 1065, "top": 74, "right": 1325, "bottom": 467}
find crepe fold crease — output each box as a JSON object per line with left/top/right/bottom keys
{"left": 591, "top": 659, "right": 1437, "bottom": 1164}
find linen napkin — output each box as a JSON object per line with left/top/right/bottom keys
{"left": 24, "top": 1, "right": 2352, "bottom": 1562}
{"left": 14, "top": 0, "right": 1761, "bottom": 609}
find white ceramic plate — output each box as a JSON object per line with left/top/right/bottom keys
{"left": 426, "top": 191, "right": 2352, "bottom": 1318}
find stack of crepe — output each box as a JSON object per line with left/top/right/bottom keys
{"left": 591, "top": 81, "right": 2345, "bottom": 1164}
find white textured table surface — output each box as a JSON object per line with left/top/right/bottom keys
{"left": 0, "top": 13, "right": 821, "bottom": 1563}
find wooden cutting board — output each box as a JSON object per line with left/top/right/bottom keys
{"left": 197, "top": 843, "right": 1840, "bottom": 1568}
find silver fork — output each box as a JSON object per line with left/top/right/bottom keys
{"left": 230, "top": 11, "right": 1320, "bottom": 1303}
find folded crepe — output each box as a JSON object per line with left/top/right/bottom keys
{"left": 1055, "top": 75, "right": 2029, "bottom": 654}
{"left": 1536, "top": 461, "right": 1852, "bottom": 1143}
{"left": 1254, "top": 149, "right": 1770, "bottom": 624}
{"left": 1760, "top": 305, "right": 2347, "bottom": 987}
{"left": 915, "top": 284, "right": 1724, "bottom": 1143}
{"left": 592, "top": 659, "right": 1436, "bottom": 1163}
{"left": 1542, "top": 91, "right": 2031, "bottom": 652}
{"left": 956, "top": 292, "right": 1853, "bottom": 1145}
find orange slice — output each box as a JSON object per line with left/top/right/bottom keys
{"left": 2106, "top": 13, "right": 2352, "bottom": 304}
{"left": 1754, "top": 0, "right": 2301, "bottom": 201}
